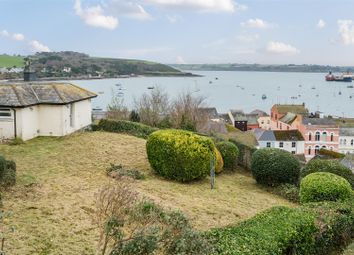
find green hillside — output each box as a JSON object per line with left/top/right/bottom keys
{"left": 0, "top": 55, "right": 24, "bottom": 68}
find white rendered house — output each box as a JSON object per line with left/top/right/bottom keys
{"left": 0, "top": 82, "right": 97, "bottom": 141}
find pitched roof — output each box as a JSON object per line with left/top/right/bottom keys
{"left": 250, "top": 109, "right": 269, "bottom": 117}
{"left": 257, "top": 130, "right": 276, "bottom": 141}
{"left": 302, "top": 117, "right": 337, "bottom": 126}
{"left": 233, "top": 113, "right": 259, "bottom": 125}
{"left": 339, "top": 128, "right": 354, "bottom": 136}
{"left": 273, "top": 130, "right": 305, "bottom": 141}
{"left": 274, "top": 104, "right": 308, "bottom": 115}
{"left": 198, "top": 107, "right": 218, "bottom": 119}
{"left": 0, "top": 82, "right": 97, "bottom": 107}
{"left": 279, "top": 112, "right": 297, "bottom": 125}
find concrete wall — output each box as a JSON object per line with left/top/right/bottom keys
{"left": 2, "top": 99, "right": 92, "bottom": 141}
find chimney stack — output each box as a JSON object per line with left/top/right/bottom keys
{"left": 23, "top": 57, "right": 36, "bottom": 82}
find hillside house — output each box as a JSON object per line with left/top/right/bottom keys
{"left": 250, "top": 109, "right": 271, "bottom": 130}
{"left": 339, "top": 128, "right": 354, "bottom": 154}
{"left": 0, "top": 82, "right": 97, "bottom": 141}
{"left": 228, "top": 110, "right": 259, "bottom": 131}
{"left": 254, "top": 129, "right": 305, "bottom": 155}
{"left": 271, "top": 104, "right": 308, "bottom": 130}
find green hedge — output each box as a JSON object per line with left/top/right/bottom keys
{"left": 251, "top": 148, "right": 301, "bottom": 186}
{"left": 301, "top": 159, "right": 354, "bottom": 188}
{"left": 206, "top": 206, "right": 317, "bottom": 255}
{"left": 97, "top": 119, "right": 158, "bottom": 139}
{"left": 206, "top": 201, "right": 354, "bottom": 255}
{"left": 300, "top": 172, "right": 352, "bottom": 203}
{"left": 0, "top": 156, "right": 16, "bottom": 187}
{"left": 146, "top": 129, "right": 216, "bottom": 182}
{"left": 318, "top": 148, "right": 345, "bottom": 159}
{"left": 216, "top": 142, "right": 239, "bottom": 171}
{"left": 229, "top": 139, "right": 256, "bottom": 170}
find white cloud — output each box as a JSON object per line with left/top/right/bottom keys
{"left": 317, "top": 19, "right": 326, "bottom": 29}
{"left": 107, "top": 0, "right": 152, "bottom": 21}
{"left": 266, "top": 41, "right": 299, "bottom": 55}
{"left": 241, "top": 18, "right": 274, "bottom": 29}
{"left": 338, "top": 20, "right": 354, "bottom": 45}
{"left": 29, "top": 40, "right": 51, "bottom": 53}
{"left": 176, "top": 56, "right": 186, "bottom": 64}
{"left": 144, "top": 0, "right": 246, "bottom": 13}
{"left": 74, "top": 0, "right": 118, "bottom": 30}
{"left": 12, "top": 33, "right": 25, "bottom": 41}
{"left": 0, "top": 30, "right": 9, "bottom": 37}
{"left": 237, "top": 34, "right": 259, "bottom": 43}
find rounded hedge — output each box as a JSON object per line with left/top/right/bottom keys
{"left": 216, "top": 141, "right": 239, "bottom": 171}
{"left": 146, "top": 129, "right": 217, "bottom": 182}
{"left": 300, "top": 172, "right": 352, "bottom": 203}
{"left": 301, "top": 159, "right": 354, "bottom": 188}
{"left": 251, "top": 148, "right": 301, "bottom": 186}
{"left": 214, "top": 148, "right": 224, "bottom": 174}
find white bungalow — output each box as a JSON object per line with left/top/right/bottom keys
{"left": 0, "top": 82, "right": 97, "bottom": 141}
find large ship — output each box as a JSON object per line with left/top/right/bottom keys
{"left": 325, "top": 71, "right": 352, "bottom": 82}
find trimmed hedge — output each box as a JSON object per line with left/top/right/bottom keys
{"left": 216, "top": 142, "right": 239, "bottom": 171}
{"left": 300, "top": 172, "right": 352, "bottom": 203}
{"left": 146, "top": 130, "right": 217, "bottom": 182}
{"left": 206, "top": 201, "right": 354, "bottom": 255}
{"left": 318, "top": 148, "right": 345, "bottom": 159}
{"left": 97, "top": 119, "right": 158, "bottom": 139}
{"left": 301, "top": 159, "right": 354, "bottom": 188}
{"left": 0, "top": 156, "right": 16, "bottom": 187}
{"left": 206, "top": 206, "right": 317, "bottom": 255}
{"left": 214, "top": 148, "right": 224, "bottom": 174}
{"left": 251, "top": 148, "right": 301, "bottom": 186}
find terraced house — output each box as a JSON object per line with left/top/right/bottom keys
{"left": 0, "top": 82, "right": 97, "bottom": 141}
{"left": 339, "top": 128, "right": 354, "bottom": 154}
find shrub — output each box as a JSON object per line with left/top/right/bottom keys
{"left": 106, "top": 164, "right": 145, "bottom": 180}
{"left": 9, "top": 137, "right": 24, "bottom": 146}
{"left": 318, "top": 148, "right": 345, "bottom": 159}
{"left": 274, "top": 183, "right": 300, "bottom": 203}
{"left": 206, "top": 206, "right": 318, "bottom": 255}
{"left": 216, "top": 141, "right": 239, "bottom": 171}
{"left": 214, "top": 148, "right": 224, "bottom": 174}
{"left": 251, "top": 148, "right": 301, "bottom": 186}
{"left": 229, "top": 139, "right": 256, "bottom": 170}
{"left": 301, "top": 159, "right": 354, "bottom": 188}
{"left": 300, "top": 172, "right": 352, "bottom": 204}
{"left": 0, "top": 156, "right": 16, "bottom": 187}
{"left": 146, "top": 129, "right": 217, "bottom": 182}
{"left": 97, "top": 119, "right": 158, "bottom": 139}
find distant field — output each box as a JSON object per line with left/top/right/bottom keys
{"left": 0, "top": 132, "right": 292, "bottom": 254}
{"left": 0, "top": 55, "right": 24, "bottom": 68}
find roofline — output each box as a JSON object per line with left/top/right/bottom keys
{"left": 0, "top": 95, "right": 97, "bottom": 108}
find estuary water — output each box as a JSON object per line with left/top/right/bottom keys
{"left": 70, "top": 71, "right": 354, "bottom": 117}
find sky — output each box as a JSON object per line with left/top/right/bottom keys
{"left": 1, "top": 0, "right": 354, "bottom": 65}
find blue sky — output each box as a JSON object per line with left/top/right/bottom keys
{"left": 1, "top": 0, "right": 354, "bottom": 65}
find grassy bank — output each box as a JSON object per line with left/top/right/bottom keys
{"left": 0, "top": 55, "right": 24, "bottom": 68}
{"left": 0, "top": 132, "right": 293, "bottom": 254}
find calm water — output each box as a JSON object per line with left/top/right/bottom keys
{"left": 70, "top": 71, "right": 354, "bottom": 117}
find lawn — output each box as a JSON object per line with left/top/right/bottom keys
{"left": 0, "top": 55, "right": 24, "bottom": 68}
{"left": 0, "top": 132, "right": 293, "bottom": 254}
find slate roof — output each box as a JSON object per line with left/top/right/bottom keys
{"left": 257, "top": 130, "right": 276, "bottom": 141}
{"left": 279, "top": 112, "right": 298, "bottom": 125}
{"left": 232, "top": 113, "right": 259, "bottom": 125}
{"left": 274, "top": 104, "right": 309, "bottom": 115}
{"left": 198, "top": 107, "right": 218, "bottom": 119}
{"left": 250, "top": 109, "right": 269, "bottom": 117}
{"left": 302, "top": 117, "right": 337, "bottom": 126}
{"left": 0, "top": 82, "right": 97, "bottom": 108}
{"left": 273, "top": 130, "right": 305, "bottom": 141}
{"left": 339, "top": 128, "right": 354, "bottom": 136}
{"left": 341, "top": 155, "right": 354, "bottom": 172}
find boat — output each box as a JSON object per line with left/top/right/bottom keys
{"left": 115, "top": 83, "right": 122, "bottom": 87}
{"left": 311, "top": 86, "right": 316, "bottom": 90}
{"left": 291, "top": 96, "right": 298, "bottom": 100}
{"left": 262, "top": 94, "right": 267, "bottom": 100}
{"left": 97, "top": 91, "right": 104, "bottom": 95}
{"left": 325, "top": 71, "right": 335, "bottom": 81}
{"left": 147, "top": 86, "right": 155, "bottom": 89}
{"left": 326, "top": 71, "right": 353, "bottom": 82}
{"left": 215, "top": 77, "right": 219, "bottom": 80}
{"left": 347, "top": 85, "right": 354, "bottom": 88}
{"left": 117, "top": 92, "right": 124, "bottom": 97}
{"left": 209, "top": 81, "right": 213, "bottom": 84}
{"left": 339, "top": 91, "right": 342, "bottom": 95}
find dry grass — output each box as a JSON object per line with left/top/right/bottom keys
{"left": 0, "top": 132, "right": 292, "bottom": 254}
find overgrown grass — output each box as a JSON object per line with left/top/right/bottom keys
{"left": 0, "top": 132, "right": 292, "bottom": 254}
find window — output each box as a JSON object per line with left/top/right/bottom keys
{"left": 344, "top": 139, "right": 347, "bottom": 145}
{"left": 287, "top": 126, "right": 290, "bottom": 130}
{"left": 69, "top": 104, "right": 75, "bottom": 127}
{"left": 308, "top": 146, "right": 312, "bottom": 155}
{"left": 280, "top": 123, "right": 282, "bottom": 129}
{"left": 279, "top": 142, "right": 284, "bottom": 148}
{"left": 330, "top": 133, "right": 334, "bottom": 142}
{"left": 322, "top": 132, "right": 327, "bottom": 141}
{"left": 315, "top": 145, "right": 320, "bottom": 154}
{"left": 351, "top": 139, "right": 354, "bottom": 146}
{"left": 0, "top": 108, "right": 11, "bottom": 118}
{"left": 330, "top": 147, "right": 333, "bottom": 151}
{"left": 322, "top": 146, "right": 327, "bottom": 149}
{"left": 275, "top": 114, "right": 277, "bottom": 120}
{"left": 266, "top": 142, "right": 271, "bottom": 148}
{"left": 315, "top": 132, "right": 320, "bottom": 141}
{"left": 309, "top": 133, "right": 312, "bottom": 141}
{"left": 291, "top": 151, "right": 296, "bottom": 154}
{"left": 261, "top": 121, "right": 264, "bottom": 124}
{"left": 292, "top": 142, "right": 296, "bottom": 148}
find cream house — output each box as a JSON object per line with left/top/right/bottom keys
{"left": 0, "top": 82, "right": 97, "bottom": 141}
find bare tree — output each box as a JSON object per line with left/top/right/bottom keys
{"left": 134, "top": 87, "right": 170, "bottom": 127}
{"left": 107, "top": 89, "right": 130, "bottom": 120}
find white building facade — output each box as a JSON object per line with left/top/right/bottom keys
{"left": 339, "top": 128, "right": 354, "bottom": 155}
{"left": 0, "top": 82, "right": 96, "bottom": 141}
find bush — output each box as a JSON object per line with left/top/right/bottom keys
{"left": 0, "top": 156, "right": 16, "bottom": 187}
{"left": 106, "top": 164, "right": 146, "bottom": 180}
{"left": 251, "top": 148, "right": 301, "bottom": 186}
{"left": 206, "top": 206, "right": 317, "bottom": 255}
{"left": 318, "top": 148, "right": 345, "bottom": 159}
{"left": 301, "top": 159, "right": 354, "bottom": 188}
{"left": 274, "top": 183, "right": 300, "bottom": 203}
{"left": 8, "top": 137, "right": 24, "bottom": 146}
{"left": 216, "top": 141, "right": 239, "bottom": 171}
{"left": 214, "top": 148, "right": 224, "bottom": 174}
{"left": 146, "top": 129, "right": 217, "bottom": 182}
{"left": 229, "top": 139, "right": 256, "bottom": 170}
{"left": 97, "top": 119, "right": 158, "bottom": 139}
{"left": 300, "top": 172, "right": 352, "bottom": 203}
